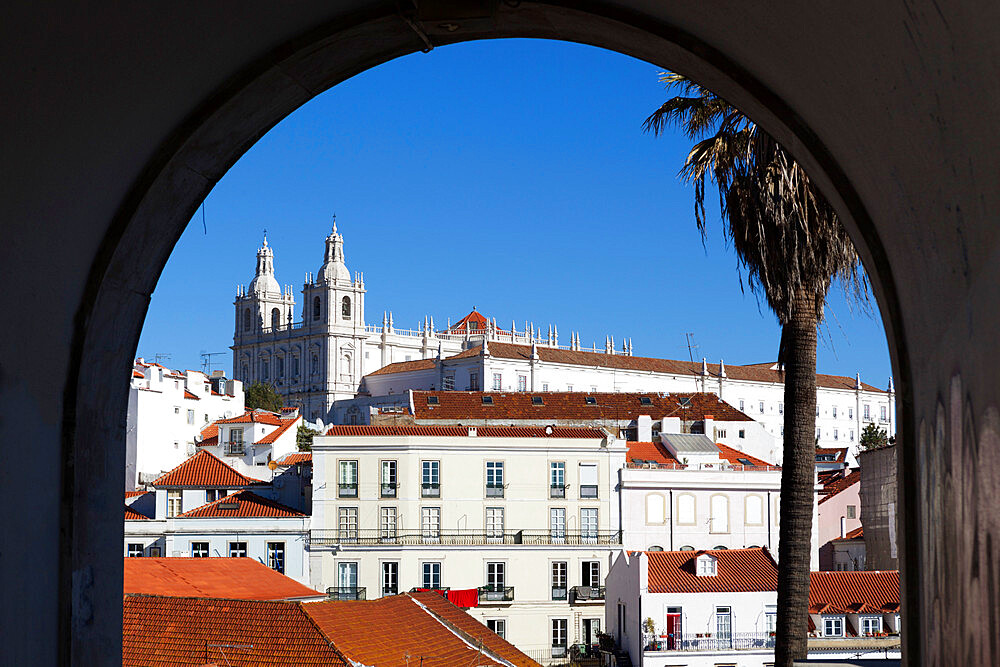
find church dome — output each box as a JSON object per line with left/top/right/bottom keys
{"left": 318, "top": 221, "right": 351, "bottom": 284}
{"left": 249, "top": 237, "right": 281, "bottom": 295}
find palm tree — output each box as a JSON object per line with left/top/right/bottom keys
{"left": 644, "top": 73, "right": 866, "bottom": 665}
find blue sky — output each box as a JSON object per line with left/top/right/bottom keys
{"left": 137, "top": 38, "right": 892, "bottom": 388}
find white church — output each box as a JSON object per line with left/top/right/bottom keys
{"left": 232, "top": 222, "right": 895, "bottom": 453}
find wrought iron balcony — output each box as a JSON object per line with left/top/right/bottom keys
{"left": 225, "top": 442, "right": 245, "bottom": 456}
{"left": 551, "top": 586, "right": 568, "bottom": 601}
{"left": 421, "top": 482, "right": 440, "bottom": 498}
{"left": 485, "top": 484, "right": 504, "bottom": 498}
{"left": 380, "top": 482, "right": 397, "bottom": 498}
{"left": 648, "top": 632, "right": 775, "bottom": 652}
{"left": 338, "top": 483, "right": 358, "bottom": 498}
{"left": 570, "top": 585, "right": 606, "bottom": 603}
{"left": 579, "top": 484, "right": 598, "bottom": 499}
{"left": 551, "top": 644, "right": 568, "bottom": 658}
{"left": 309, "top": 528, "right": 622, "bottom": 547}
{"left": 326, "top": 586, "right": 366, "bottom": 601}
{"left": 550, "top": 484, "right": 566, "bottom": 498}
{"left": 477, "top": 585, "right": 514, "bottom": 603}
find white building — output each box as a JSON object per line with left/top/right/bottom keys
{"left": 196, "top": 407, "right": 301, "bottom": 477}
{"left": 123, "top": 450, "right": 311, "bottom": 584}
{"left": 126, "top": 359, "right": 243, "bottom": 490}
{"left": 309, "top": 424, "right": 627, "bottom": 664}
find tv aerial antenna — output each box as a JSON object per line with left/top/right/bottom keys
{"left": 200, "top": 351, "right": 226, "bottom": 374}
{"left": 684, "top": 333, "right": 699, "bottom": 363}
{"left": 154, "top": 352, "right": 172, "bottom": 365}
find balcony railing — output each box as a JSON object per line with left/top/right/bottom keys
{"left": 477, "top": 585, "right": 514, "bottom": 603}
{"left": 309, "top": 528, "right": 622, "bottom": 547}
{"left": 579, "top": 485, "right": 598, "bottom": 499}
{"left": 338, "top": 483, "right": 358, "bottom": 498}
{"left": 421, "top": 482, "right": 440, "bottom": 498}
{"left": 381, "top": 482, "right": 397, "bottom": 498}
{"left": 648, "top": 632, "right": 775, "bottom": 652}
{"left": 570, "top": 585, "right": 606, "bottom": 603}
{"left": 551, "top": 644, "right": 568, "bottom": 659}
{"left": 625, "top": 461, "right": 782, "bottom": 472}
{"left": 551, "top": 586, "right": 568, "bottom": 601}
{"left": 550, "top": 484, "right": 566, "bottom": 498}
{"left": 326, "top": 586, "right": 366, "bottom": 601}
{"left": 225, "top": 442, "right": 245, "bottom": 456}
{"left": 485, "top": 484, "right": 504, "bottom": 498}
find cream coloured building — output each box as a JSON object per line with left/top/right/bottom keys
{"left": 308, "top": 424, "right": 627, "bottom": 664}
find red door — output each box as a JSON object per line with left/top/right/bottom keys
{"left": 665, "top": 614, "right": 682, "bottom": 650}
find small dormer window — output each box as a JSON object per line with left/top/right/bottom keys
{"left": 639, "top": 397, "right": 653, "bottom": 406}
{"left": 695, "top": 554, "right": 717, "bottom": 576}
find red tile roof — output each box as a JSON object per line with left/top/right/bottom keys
{"left": 715, "top": 442, "right": 776, "bottom": 467}
{"left": 809, "top": 570, "right": 900, "bottom": 614}
{"left": 256, "top": 415, "right": 300, "bottom": 444}
{"left": 178, "top": 491, "right": 305, "bottom": 518}
{"left": 626, "top": 441, "right": 776, "bottom": 468}
{"left": 324, "top": 424, "right": 607, "bottom": 438}
{"left": 182, "top": 389, "right": 199, "bottom": 400}
{"left": 123, "top": 558, "right": 322, "bottom": 600}
{"left": 151, "top": 450, "right": 263, "bottom": 488}
{"left": 816, "top": 447, "right": 849, "bottom": 462}
{"left": 365, "top": 357, "right": 438, "bottom": 376}
{"left": 124, "top": 505, "right": 149, "bottom": 521}
{"left": 125, "top": 490, "right": 148, "bottom": 498}
{"left": 197, "top": 422, "right": 219, "bottom": 448}
{"left": 645, "top": 548, "right": 778, "bottom": 593}
{"left": 216, "top": 409, "right": 286, "bottom": 425}
{"left": 123, "top": 595, "right": 346, "bottom": 666}
{"left": 436, "top": 343, "right": 888, "bottom": 392}
{"left": 819, "top": 469, "right": 861, "bottom": 504}
{"left": 446, "top": 308, "right": 490, "bottom": 332}
{"left": 132, "top": 369, "right": 144, "bottom": 378}
{"left": 275, "top": 452, "right": 312, "bottom": 465}
{"left": 833, "top": 526, "right": 864, "bottom": 541}
{"left": 302, "top": 592, "right": 541, "bottom": 667}
{"left": 412, "top": 390, "right": 753, "bottom": 422}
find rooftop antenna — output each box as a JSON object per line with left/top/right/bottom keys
{"left": 200, "top": 351, "right": 226, "bottom": 374}
{"left": 154, "top": 352, "right": 172, "bottom": 365}
{"left": 684, "top": 333, "right": 699, "bottom": 363}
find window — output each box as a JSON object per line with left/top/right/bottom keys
{"left": 227, "top": 427, "right": 244, "bottom": 455}
{"left": 864, "top": 403, "right": 871, "bottom": 420}
{"left": 739, "top": 399, "right": 745, "bottom": 411}
{"left": 817, "top": 405, "right": 821, "bottom": 417}
{"left": 581, "top": 560, "right": 601, "bottom": 588}
{"left": 823, "top": 616, "right": 844, "bottom": 637}
{"left": 338, "top": 562, "right": 358, "bottom": 594}
{"left": 487, "top": 619, "right": 506, "bottom": 639}
{"left": 341, "top": 296, "right": 351, "bottom": 319}
{"left": 229, "top": 541, "right": 247, "bottom": 558}
{"left": 541, "top": 383, "right": 549, "bottom": 391}
{"left": 833, "top": 406, "right": 839, "bottom": 418}
{"left": 275, "top": 356, "right": 284, "bottom": 378}
{"left": 551, "top": 561, "right": 568, "bottom": 600}
{"left": 339, "top": 507, "right": 359, "bottom": 541}
{"left": 422, "top": 562, "right": 441, "bottom": 589}
{"left": 173, "top": 406, "right": 180, "bottom": 415}
{"left": 421, "top": 507, "right": 440, "bottom": 540}
{"left": 241, "top": 363, "right": 248, "bottom": 380}
{"left": 469, "top": 372, "right": 479, "bottom": 390}
{"left": 339, "top": 460, "right": 358, "bottom": 497}
{"left": 191, "top": 542, "right": 209, "bottom": 558}
{"left": 861, "top": 615, "right": 882, "bottom": 636}
{"left": 677, "top": 494, "right": 696, "bottom": 525}
{"left": 205, "top": 489, "right": 223, "bottom": 502}
{"left": 243, "top": 307, "right": 252, "bottom": 331}
{"left": 486, "top": 507, "right": 504, "bottom": 540}
{"left": 759, "top": 401, "right": 765, "bottom": 413}
{"left": 421, "top": 460, "right": 440, "bottom": 497}
{"left": 710, "top": 495, "right": 729, "bottom": 533}
{"left": 266, "top": 542, "right": 285, "bottom": 573}
{"left": 816, "top": 428, "right": 822, "bottom": 439}
{"left": 834, "top": 428, "right": 839, "bottom": 441}
{"left": 186, "top": 409, "right": 194, "bottom": 424}
{"left": 639, "top": 396, "right": 653, "bottom": 406}
{"left": 517, "top": 375, "right": 527, "bottom": 391}
{"left": 550, "top": 461, "right": 566, "bottom": 497}
{"left": 261, "top": 359, "right": 269, "bottom": 380}
{"left": 292, "top": 356, "right": 299, "bottom": 377}
{"left": 584, "top": 396, "right": 596, "bottom": 405}
{"left": 697, "top": 556, "right": 717, "bottom": 576}
{"left": 745, "top": 495, "right": 764, "bottom": 525}
{"left": 579, "top": 463, "right": 598, "bottom": 498}
{"left": 311, "top": 354, "right": 318, "bottom": 375}
{"left": 481, "top": 395, "right": 493, "bottom": 405}
{"left": 426, "top": 395, "right": 438, "bottom": 405}
{"left": 717, "top": 428, "right": 727, "bottom": 439}
{"left": 739, "top": 429, "right": 746, "bottom": 439}
{"left": 313, "top": 296, "right": 321, "bottom": 320}
{"left": 550, "top": 508, "right": 566, "bottom": 541}
{"left": 380, "top": 507, "right": 397, "bottom": 540}
{"left": 765, "top": 604, "right": 777, "bottom": 634}
{"left": 581, "top": 508, "right": 598, "bottom": 542}
{"left": 127, "top": 543, "right": 144, "bottom": 557}
{"left": 847, "top": 505, "right": 857, "bottom": 519}
{"left": 851, "top": 429, "right": 856, "bottom": 442}
{"left": 148, "top": 546, "right": 162, "bottom": 557}
{"left": 881, "top": 405, "right": 888, "bottom": 422}
{"left": 167, "top": 490, "right": 182, "bottom": 517}
{"left": 442, "top": 374, "right": 454, "bottom": 390}
{"left": 849, "top": 407, "right": 854, "bottom": 419}
{"left": 532, "top": 396, "right": 544, "bottom": 405}
{"left": 486, "top": 461, "right": 504, "bottom": 497}
{"left": 381, "top": 460, "right": 397, "bottom": 497}
{"left": 382, "top": 561, "right": 399, "bottom": 596}
{"left": 552, "top": 619, "right": 568, "bottom": 657}
{"left": 779, "top": 402, "right": 784, "bottom": 415}
{"left": 716, "top": 606, "right": 732, "bottom": 646}
{"left": 487, "top": 561, "right": 505, "bottom": 589}
{"left": 492, "top": 372, "right": 502, "bottom": 390}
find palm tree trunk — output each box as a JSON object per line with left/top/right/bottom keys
{"left": 774, "top": 292, "right": 818, "bottom": 666}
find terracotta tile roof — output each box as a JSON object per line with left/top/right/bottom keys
{"left": 178, "top": 490, "right": 305, "bottom": 518}
{"left": 833, "top": 526, "right": 864, "bottom": 541}
{"left": 124, "top": 505, "right": 149, "bottom": 521}
{"left": 124, "top": 558, "right": 322, "bottom": 600}
{"left": 405, "top": 342, "right": 888, "bottom": 392}
{"left": 255, "top": 415, "right": 300, "bottom": 444}
{"left": 645, "top": 547, "right": 778, "bottom": 593}
{"left": 275, "top": 452, "right": 312, "bottom": 465}
{"left": 216, "top": 409, "right": 286, "bottom": 425}
{"left": 626, "top": 441, "right": 776, "bottom": 468}
{"left": 365, "top": 357, "right": 437, "bottom": 376}
{"left": 323, "top": 424, "right": 607, "bottom": 439}
{"left": 125, "top": 490, "right": 148, "bottom": 498}
{"left": 132, "top": 369, "right": 144, "bottom": 378}
{"left": 446, "top": 308, "right": 490, "bottom": 332}
{"left": 412, "top": 390, "right": 753, "bottom": 422}
{"left": 715, "top": 442, "right": 776, "bottom": 467}
{"left": 302, "top": 592, "right": 541, "bottom": 667}
{"left": 819, "top": 469, "right": 861, "bottom": 504}
{"left": 197, "top": 422, "right": 218, "bottom": 447}
{"left": 151, "top": 451, "right": 263, "bottom": 488}
{"left": 122, "top": 595, "right": 347, "bottom": 666}
{"left": 816, "top": 447, "right": 849, "bottom": 462}
{"left": 808, "top": 570, "right": 900, "bottom": 614}
{"left": 182, "top": 389, "right": 199, "bottom": 400}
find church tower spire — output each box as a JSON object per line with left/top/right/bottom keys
{"left": 318, "top": 215, "right": 351, "bottom": 284}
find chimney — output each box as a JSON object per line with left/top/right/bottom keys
{"left": 637, "top": 415, "right": 653, "bottom": 442}
{"left": 704, "top": 414, "right": 715, "bottom": 438}
{"left": 840, "top": 516, "right": 847, "bottom": 539}
{"left": 661, "top": 416, "right": 682, "bottom": 434}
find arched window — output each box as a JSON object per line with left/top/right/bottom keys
{"left": 677, "top": 493, "right": 696, "bottom": 525}
{"left": 645, "top": 493, "right": 665, "bottom": 524}
{"left": 313, "top": 296, "right": 321, "bottom": 320}
{"left": 648, "top": 545, "right": 664, "bottom": 551}
{"left": 243, "top": 308, "right": 251, "bottom": 331}
{"left": 745, "top": 495, "right": 764, "bottom": 526}
{"left": 341, "top": 296, "right": 351, "bottom": 319}
{"left": 679, "top": 545, "right": 695, "bottom": 551}
{"left": 710, "top": 494, "right": 730, "bottom": 534}
{"left": 271, "top": 308, "right": 280, "bottom": 330}
{"left": 713, "top": 545, "right": 729, "bottom": 550}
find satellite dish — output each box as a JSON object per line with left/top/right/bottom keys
{"left": 267, "top": 460, "right": 278, "bottom": 471}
